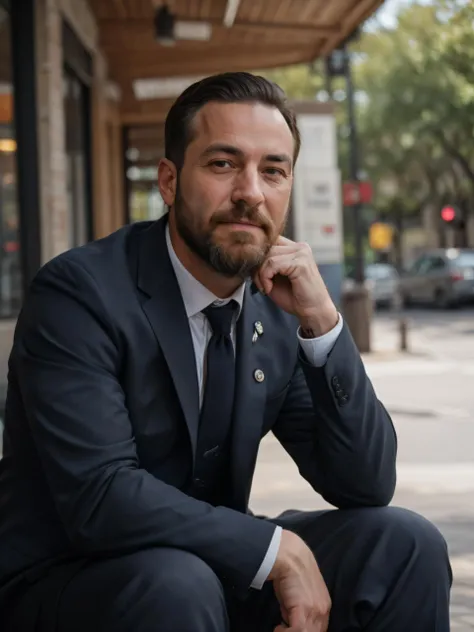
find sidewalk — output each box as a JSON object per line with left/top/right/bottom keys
{"left": 362, "top": 312, "right": 434, "bottom": 361}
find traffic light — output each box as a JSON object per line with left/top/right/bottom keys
{"left": 440, "top": 204, "right": 466, "bottom": 231}
{"left": 440, "top": 205, "right": 465, "bottom": 229}
{"left": 441, "top": 206, "right": 457, "bottom": 223}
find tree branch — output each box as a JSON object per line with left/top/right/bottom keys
{"left": 433, "top": 129, "right": 474, "bottom": 185}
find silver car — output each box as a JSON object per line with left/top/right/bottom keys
{"left": 343, "top": 263, "right": 400, "bottom": 309}
{"left": 399, "top": 249, "right": 474, "bottom": 308}
{"left": 365, "top": 263, "right": 400, "bottom": 309}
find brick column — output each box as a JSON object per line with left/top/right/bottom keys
{"left": 36, "top": 0, "right": 70, "bottom": 262}
{"left": 35, "top": 0, "right": 104, "bottom": 262}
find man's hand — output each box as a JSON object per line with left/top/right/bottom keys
{"left": 253, "top": 236, "right": 338, "bottom": 337}
{"left": 269, "top": 530, "right": 331, "bottom": 632}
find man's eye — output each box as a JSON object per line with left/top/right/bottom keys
{"left": 265, "top": 168, "right": 286, "bottom": 177}
{"left": 211, "top": 160, "right": 232, "bottom": 168}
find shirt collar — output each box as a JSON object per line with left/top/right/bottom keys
{"left": 166, "top": 223, "right": 246, "bottom": 320}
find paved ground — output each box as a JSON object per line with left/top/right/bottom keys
{"left": 251, "top": 306, "right": 474, "bottom": 630}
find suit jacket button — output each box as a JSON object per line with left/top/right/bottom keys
{"left": 254, "top": 369, "right": 265, "bottom": 383}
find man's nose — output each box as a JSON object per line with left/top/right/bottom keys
{"left": 231, "top": 168, "right": 265, "bottom": 208}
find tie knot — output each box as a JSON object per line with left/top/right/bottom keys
{"left": 203, "top": 300, "right": 238, "bottom": 337}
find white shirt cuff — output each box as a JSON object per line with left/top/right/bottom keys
{"left": 250, "top": 526, "right": 282, "bottom": 589}
{"left": 297, "top": 313, "right": 344, "bottom": 367}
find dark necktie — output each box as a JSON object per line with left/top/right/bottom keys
{"left": 192, "top": 300, "right": 238, "bottom": 500}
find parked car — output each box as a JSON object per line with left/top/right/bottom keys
{"left": 399, "top": 248, "right": 474, "bottom": 308}
{"left": 365, "top": 263, "right": 400, "bottom": 309}
{"left": 342, "top": 263, "right": 400, "bottom": 309}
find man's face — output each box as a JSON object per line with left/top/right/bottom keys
{"left": 162, "top": 102, "right": 295, "bottom": 278}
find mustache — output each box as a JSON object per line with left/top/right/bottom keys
{"left": 211, "top": 203, "right": 273, "bottom": 233}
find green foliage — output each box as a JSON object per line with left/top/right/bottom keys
{"left": 262, "top": 1, "right": 474, "bottom": 229}
{"left": 355, "top": 0, "right": 474, "bottom": 219}
{"left": 263, "top": 65, "right": 323, "bottom": 100}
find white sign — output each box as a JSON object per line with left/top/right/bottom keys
{"left": 292, "top": 168, "right": 343, "bottom": 265}
{"left": 296, "top": 114, "right": 337, "bottom": 170}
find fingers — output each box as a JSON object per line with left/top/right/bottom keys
{"left": 274, "top": 618, "right": 329, "bottom": 632}
{"left": 276, "top": 235, "right": 294, "bottom": 246}
{"left": 255, "top": 253, "right": 301, "bottom": 294}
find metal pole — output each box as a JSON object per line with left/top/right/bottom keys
{"left": 325, "top": 66, "right": 333, "bottom": 101}
{"left": 399, "top": 317, "right": 408, "bottom": 352}
{"left": 11, "top": 0, "right": 42, "bottom": 291}
{"left": 343, "top": 45, "right": 365, "bottom": 285}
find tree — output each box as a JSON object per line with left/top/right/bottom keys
{"left": 349, "top": 1, "right": 474, "bottom": 251}
{"left": 262, "top": 1, "right": 474, "bottom": 256}
{"left": 262, "top": 64, "right": 323, "bottom": 100}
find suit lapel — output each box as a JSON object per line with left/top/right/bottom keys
{"left": 136, "top": 218, "right": 200, "bottom": 461}
{"left": 231, "top": 283, "right": 268, "bottom": 509}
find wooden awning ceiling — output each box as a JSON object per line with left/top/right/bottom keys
{"left": 91, "top": 0, "right": 385, "bottom": 125}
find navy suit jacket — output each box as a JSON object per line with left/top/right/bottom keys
{"left": 0, "top": 217, "right": 397, "bottom": 607}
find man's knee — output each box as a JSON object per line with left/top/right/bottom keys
{"left": 356, "top": 506, "right": 451, "bottom": 578}
{"left": 61, "top": 547, "right": 229, "bottom": 632}
{"left": 125, "top": 548, "right": 227, "bottom": 609}
{"left": 155, "top": 548, "right": 226, "bottom": 608}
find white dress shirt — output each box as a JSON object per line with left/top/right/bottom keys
{"left": 166, "top": 226, "right": 343, "bottom": 588}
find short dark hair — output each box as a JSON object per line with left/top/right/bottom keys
{"left": 164, "top": 72, "right": 300, "bottom": 171}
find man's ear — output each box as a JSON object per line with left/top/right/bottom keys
{"left": 157, "top": 158, "right": 177, "bottom": 207}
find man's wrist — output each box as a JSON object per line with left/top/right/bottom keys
{"left": 268, "top": 529, "right": 302, "bottom": 581}
{"left": 251, "top": 526, "right": 282, "bottom": 589}
{"left": 299, "top": 305, "right": 339, "bottom": 338}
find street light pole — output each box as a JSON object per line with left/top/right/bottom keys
{"left": 343, "top": 44, "right": 365, "bottom": 285}
{"left": 324, "top": 36, "right": 371, "bottom": 352}
{"left": 325, "top": 67, "right": 333, "bottom": 100}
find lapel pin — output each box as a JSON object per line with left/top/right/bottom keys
{"left": 252, "top": 321, "right": 264, "bottom": 344}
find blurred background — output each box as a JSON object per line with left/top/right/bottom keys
{"left": 1, "top": 0, "right": 473, "bottom": 627}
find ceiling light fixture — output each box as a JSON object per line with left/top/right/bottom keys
{"left": 154, "top": 4, "right": 213, "bottom": 45}
{"left": 223, "top": 0, "right": 241, "bottom": 28}
{"left": 154, "top": 4, "right": 175, "bottom": 46}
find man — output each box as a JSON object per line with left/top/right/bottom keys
{"left": 0, "top": 72, "right": 451, "bottom": 632}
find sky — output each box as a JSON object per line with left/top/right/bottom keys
{"left": 368, "top": 0, "right": 432, "bottom": 28}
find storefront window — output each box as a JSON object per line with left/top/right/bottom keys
{"left": 0, "top": 2, "right": 22, "bottom": 317}
{"left": 125, "top": 127, "right": 167, "bottom": 223}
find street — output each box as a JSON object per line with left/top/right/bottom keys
{"left": 251, "top": 306, "right": 474, "bottom": 630}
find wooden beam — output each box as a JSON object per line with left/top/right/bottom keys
{"left": 120, "top": 96, "right": 174, "bottom": 125}
{"left": 111, "top": 0, "right": 127, "bottom": 18}
{"left": 111, "top": 43, "right": 313, "bottom": 78}
{"left": 121, "top": 111, "right": 170, "bottom": 125}
{"left": 128, "top": 128, "right": 164, "bottom": 141}
{"left": 98, "top": 18, "right": 341, "bottom": 36}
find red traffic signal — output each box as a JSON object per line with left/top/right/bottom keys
{"left": 441, "top": 206, "right": 456, "bottom": 222}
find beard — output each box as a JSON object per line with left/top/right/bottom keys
{"left": 173, "top": 185, "right": 286, "bottom": 279}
